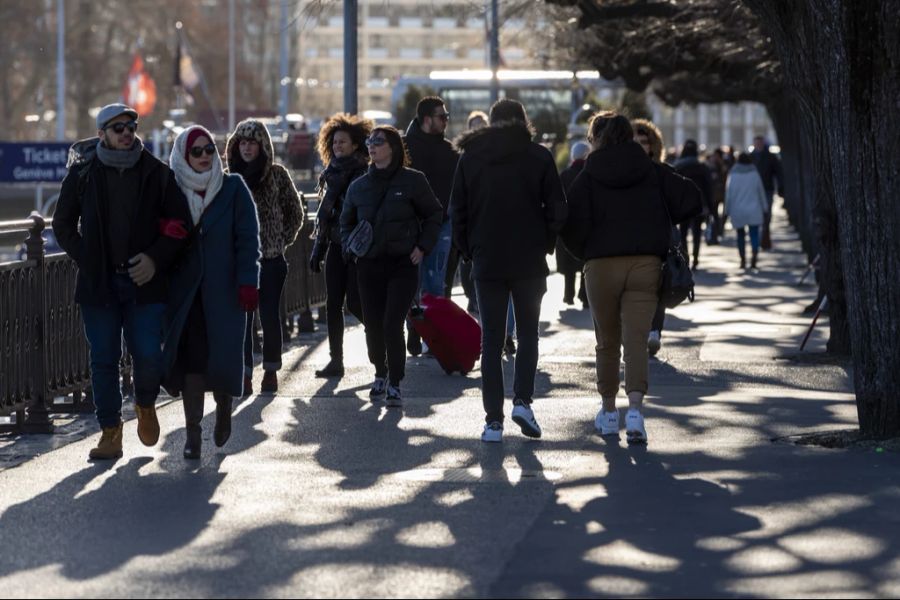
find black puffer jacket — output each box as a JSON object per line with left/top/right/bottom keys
{"left": 674, "top": 156, "right": 713, "bottom": 217}
{"left": 314, "top": 153, "right": 369, "bottom": 246}
{"left": 561, "top": 141, "right": 702, "bottom": 261}
{"left": 404, "top": 119, "right": 459, "bottom": 220}
{"left": 53, "top": 138, "right": 191, "bottom": 305}
{"left": 751, "top": 146, "right": 785, "bottom": 195}
{"left": 450, "top": 121, "right": 567, "bottom": 281}
{"left": 340, "top": 164, "right": 443, "bottom": 259}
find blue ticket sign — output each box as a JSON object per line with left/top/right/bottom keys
{"left": 0, "top": 142, "right": 72, "bottom": 183}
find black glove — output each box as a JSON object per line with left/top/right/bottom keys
{"left": 309, "top": 241, "right": 325, "bottom": 273}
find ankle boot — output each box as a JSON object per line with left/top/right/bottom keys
{"left": 182, "top": 375, "right": 205, "bottom": 460}
{"left": 213, "top": 392, "right": 233, "bottom": 448}
{"left": 739, "top": 253, "right": 746, "bottom": 269}
{"left": 315, "top": 358, "right": 345, "bottom": 378}
{"left": 261, "top": 370, "right": 278, "bottom": 393}
{"left": 751, "top": 250, "right": 759, "bottom": 270}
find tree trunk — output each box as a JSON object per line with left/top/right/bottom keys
{"left": 746, "top": 0, "right": 900, "bottom": 437}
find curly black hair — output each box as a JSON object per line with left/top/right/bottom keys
{"left": 316, "top": 112, "right": 374, "bottom": 166}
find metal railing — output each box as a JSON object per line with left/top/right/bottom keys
{"left": 0, "top": 212, "right": 327, "bottom": 433}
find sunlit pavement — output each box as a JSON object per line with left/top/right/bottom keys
{"left": 1, "top": 207, "right": 896, "bottom": 598}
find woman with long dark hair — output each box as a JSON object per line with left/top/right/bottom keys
{"left": 340, "top": 126, "right": 442, "bottom": 407}
{"left": 310, "top": 113, "right": 373, "bottom": 378}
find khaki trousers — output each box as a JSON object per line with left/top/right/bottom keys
{"left": 584, "top": 256, "right": 661, "bottom": 397}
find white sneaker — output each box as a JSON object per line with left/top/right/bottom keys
{"left": 482, "top": 421, "right": 503, "bottom": 443}
{"left": 386, "top": 384, "right": 403, "bottom": 408}
{"left": 625, "top": 409, "right": 648, "bottom": 444}
{"left": 648, "top": 330, "right": 661, "bottom": 356}
{"left": 511, "top": 400, "right": 542, "bottom": 438}
{"left": 595, "top": 409, "right": 620, "bottom": 436}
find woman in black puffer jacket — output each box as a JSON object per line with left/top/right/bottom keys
{"left": 340, "top": 126, "right": 442, "bottom": 407}
{"left": 310, "top": 113, "right": 373, "bottom": 378}
{"left": 563, "top": 113, "right": 701, "bottom": 445}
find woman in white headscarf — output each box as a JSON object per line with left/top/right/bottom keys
{"left": 163, "top": 125, "right": 261, "bottom": 459}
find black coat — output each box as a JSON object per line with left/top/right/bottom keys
{"left": 450, "top": 121, "right": 567, "bottom": 281}
{"left": 53, "top": 139, "right": 192, "bottom": 305}
{"left": 674, "top": 156, "right": 714, "bottom": 218}
{"left": 340, "top": 165, "right": 443, "bottom": 259}
{"left": 314, "top": 153, "right": 369, "bottom": 246}
{"left": 556, "top": 159, "right": 586, "bottom": 275}
{"left": 561, "top": 141, "right": 702, "bottom": 261}
{"left": 404, "top": 119, "right": 460, "bottom": 220}
{"left": 751, "top": 147, "right": 785, "bottom": 195}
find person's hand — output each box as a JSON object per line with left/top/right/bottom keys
{"left": 309, "top": 243, "right": 324, "bottom": 273}
{"left": 238, "top": 285, "right": 259, "bottom": 312}
{"left": 128, "top": 253, "right": 156, "bottom": 286}
{"left": 410, "top": 246, "right": 425, "bottom": 265}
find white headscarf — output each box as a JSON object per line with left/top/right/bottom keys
{"left": 170, "top": 126, "right": 225, "bottom": 225}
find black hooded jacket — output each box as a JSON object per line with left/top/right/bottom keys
{"left": 449, "top": 121, "right": 567, "bottom": 281}
{"left": 404, "top": 119, "right": 460, "bottom": 220}
{"left": 561, "top": 141, "right": 702, "bottom": 261}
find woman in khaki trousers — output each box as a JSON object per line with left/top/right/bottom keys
{"left": 562, "top": 113, "right": 701, "bottom": 444}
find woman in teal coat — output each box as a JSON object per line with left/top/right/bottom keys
{"left": 164, "top": 125, "right": 261, "bottom": 459}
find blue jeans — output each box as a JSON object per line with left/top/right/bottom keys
{"left": 420, "top": 220, "right": 452, "bottom": 297}
{"left": 81, "top": 274, "right": 165, "bottom": 428}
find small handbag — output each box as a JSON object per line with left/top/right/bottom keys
{"left": 659, "top": 201, "right": 696, "bottom": 309}
{"left": 346, "top": 184, "right": 390, "bottom": 259}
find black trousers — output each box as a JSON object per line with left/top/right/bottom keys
{"left": 324, "top": 241, "right": 362, "bottom": 360}
{"left": 244, "top": 255, "right": 287, "bottom": 373}
{"left": 357, "top": 255, "right": 419, "bottom": 386}
{"left": 475, "top": 276, "right": 546, "bottom": 424}
{"left": 445, "top": 248, "right": 477, "bottom": 304}
{"left": 679, "top": 216, "right": 704, "bottom": 261}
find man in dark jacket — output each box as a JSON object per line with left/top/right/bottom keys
{"left": 557, "top": 141, "right": 590, "bottom": 307}
{"left": 751, "top": 135, "right": 785, "bottom": 249}
{"left": 450, "top": 99, "right": 567, "bottom": 443}
{"left": 404, "top": 96, "right": 460, "bottom": 355}
{"left": 53, "top": 103, "right": 192, "bottom": 460}
{"left": 674, "top": 139, "right": 713, "bottom": 269}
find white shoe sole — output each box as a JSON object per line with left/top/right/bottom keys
{"left": 512, "top": 408, "right": 542, "bottom": 439}
{"left": 481, "top": 432, "right": 502, "bottom": 443}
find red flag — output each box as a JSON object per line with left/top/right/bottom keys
{"left": 123, "top": 54, "right": 157, "bottom": 115}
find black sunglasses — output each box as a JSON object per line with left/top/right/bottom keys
{"left": 365, "top": 136, "right": 387, "bottom": 147}
{"left": 105, "top": 120, "right": 138, "bottom": 134}
{"left": 189, "top": 144, "right": 217, "bottom": 158}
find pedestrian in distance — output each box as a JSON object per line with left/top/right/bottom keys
{"left": 674, "top": 139, "right": 713, "bottom": 270}
{"left": 404, "top": 96, "right": 460, "bottom": 356}
{"left": 725, "top": 152, "right": 770, "bottom": 270}
{"left": 632, "top": 118, "right": 669, "bottom": 357}
{"left": 309, "top": 113, "right": 372, "bottom": 378}
{"left": 557, "top": 141, "right": 591, "bottom": 309}
{"left": 563, "top": 112, "right": 701, "bottom": 445}
{"left": 450, "top": 99, "right": 567, "bottom": 443}
{"left": 340, "top": 126, "right": 443, "bottom": 408}
{"left": 750, "top": 135, "right": 784, "bottom": 250}
{"left": 53, "top": 103, "right": 192, "bottom": 460}
{"left": 225, "top": 119, "right": 305, "bottom": 396}
{"left": 163, "top": 126, "right": 261, "bottom": 459}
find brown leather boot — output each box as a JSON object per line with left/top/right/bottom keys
{"left": 261, "top": 370, "right": 278, "bottom": 394}
{"left": 89, "top": 423, "right": 124, "bottom": 460}
{"left": 135, "top": 404, "right": 160, "bottom": 446}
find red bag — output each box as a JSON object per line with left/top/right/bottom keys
{"left": 409, "top": 293, "right": 481, "bottom": 375}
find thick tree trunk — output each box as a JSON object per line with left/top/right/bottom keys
{"left": 747, "top": 0, "right": 900, "bottom": 437}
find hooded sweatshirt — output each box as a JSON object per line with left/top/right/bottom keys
{"left": 449, "top": 120, "right": 567, "bottom": 281}
{"left": 404, "top": 118, "right": 460, "bottom": 220}
{"left": 225, "top": 119, "right": 305, "bottom": 258}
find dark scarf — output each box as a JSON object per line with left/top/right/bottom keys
{"left": 369, "top": 156, "right": 402, "bottom": 182}
{"left": 96, "top": 138, "right": 143, "bottom": 170}
{"left": 234, "top": 152, "right": 267, "bottom": 190}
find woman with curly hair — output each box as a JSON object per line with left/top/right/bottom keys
{"left": 310, "top": 113, "right": 373, "bottom": 378}
{"left": 340, "top": 126, "right": 442, "bottom": 407}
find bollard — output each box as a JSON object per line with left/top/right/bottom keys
{"left": 21, "top": 212, "right": 54, "bottom": 433}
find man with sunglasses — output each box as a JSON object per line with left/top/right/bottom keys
{"left": 54, "top": 103, "right": 192, "bottom": 460}
{"left": 403, "top": 96, "right": 460, "bottom": 356}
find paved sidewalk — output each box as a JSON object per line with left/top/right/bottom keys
{"left": 0, "top": 208, "right": 896, "bottom": 598}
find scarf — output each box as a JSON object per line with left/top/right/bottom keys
{"left": 96, "top": 138, "right": 143, "bottom": 170}
{"left": 233, "top": 153, "right": 266, "bottom": 190}
{"left": 170, "top": 128, "right": 224, "bottom": 225}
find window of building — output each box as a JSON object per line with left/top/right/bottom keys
{"left": 400, "top": 48, "right": 424, "bottom": 59}
{"left": 433, "top": 17, "right": 457, "bottom": 29}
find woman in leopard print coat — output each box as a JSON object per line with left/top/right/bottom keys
{"left": 226, "top": 119, "right": 305, "bottom": 395}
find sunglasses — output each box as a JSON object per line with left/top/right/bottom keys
{"left": 365, "top": 136, "right": 387, "bottom": 147}
{"left": 432, "top": 112, "right": 450, "bottom": 122}
{"left": 189, "top": 144, "right": 217, "bottom": 158}
{"left": 105, "top": 120, "right": 138, "bottom": 134}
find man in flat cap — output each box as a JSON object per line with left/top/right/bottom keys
{"left": 54, "top": 103, "right": 192, "bottom": 460}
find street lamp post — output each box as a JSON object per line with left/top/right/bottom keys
{"left": 344, "top": 0, "right": 358, "bottom": 114}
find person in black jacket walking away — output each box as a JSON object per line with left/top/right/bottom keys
{"left": 557, "top": 141, "right": 591, "bottom": 308}
{"left": 750, "top": 135, "right": 785, "bottom": 250}
{"left": 563, "top": 113, "right": 701, "bottom": 445}
{"left": 309, "top": 113, "right": 373, "bottom": 378}
{"left": 341, "top": 126, "right": 443, "bottom": 407}
{"left": 674, "top": 140, "right": 713, "bottom": 270}
{"left": 53, "top": 103, "right": 192, "bottom": 460}
{"left": 450, "top": 99, "right": 567, "bottom": 443}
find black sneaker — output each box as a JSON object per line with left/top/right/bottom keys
{"left": 407, "top": 333, "right": 422, "bottom": 357}
{"left": 369, "top": 377, "right": 387, "bottom": 401}
{"left": 504, "top": 336, "right": 517, "bottom": 355}
{"left": 315, "top": 360, "right": 345, "bottom": 378}
{"left": 386, "top": 384, "right": 403, "bottom": 408}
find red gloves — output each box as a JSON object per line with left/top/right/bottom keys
{"left": 238, "top": 285, "right": 259, "bottom": 312}
{"left": 159, "top": 219, "right": 189, "bottom": 240}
